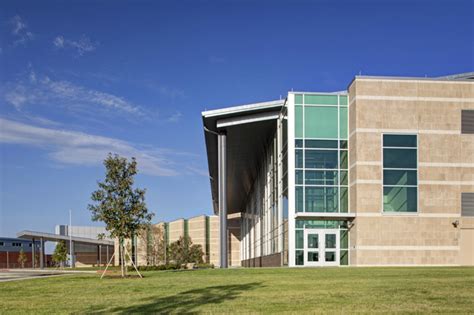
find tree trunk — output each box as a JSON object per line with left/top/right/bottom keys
{"left": 120, "top": 240, "right": 125, "bottom": 278}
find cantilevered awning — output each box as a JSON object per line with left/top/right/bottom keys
{"left": 17, "top": 230, "right": 114, "bottom": 246}
{"left": 202, "top": 99, "right": 285, "bottom": 215}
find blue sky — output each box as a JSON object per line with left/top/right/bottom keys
{"left": 1, "top": 0, "right": 473, "bottom": 239}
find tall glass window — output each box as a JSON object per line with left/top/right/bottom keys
{"left": 294, "top": 93, "right": 348, "bottom": 213}
{"left": 382, "top": 134, "right": 417, "bottom": 212}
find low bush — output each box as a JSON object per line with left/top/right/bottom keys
{"left": 193, "top": 263, "right": 214, "bottom": 269}
{"left": 127, "top": 264, "right": 180, "bottom": 272}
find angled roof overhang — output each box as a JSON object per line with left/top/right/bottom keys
{"left": 202, "top": 99, "right": 285, "bottom": 214}
{"left": 17, "top": 230, "right": 114, "bottom": 246}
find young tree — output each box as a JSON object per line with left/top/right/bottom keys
{"left": 139, "top": 224, "right": 166, "bottom": 266}
{"left": 52, "top": 241, "right": 68, "bottom": 268}
{"left": 168, "top": 236, "right": 204, "bottom": 268}
{"left": 18, "top": 249, "right": 27, "bottom": 268}
{"left": 88, "top": 154, "right": 153, "bottom": 277}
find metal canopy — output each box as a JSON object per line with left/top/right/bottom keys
{"left": 17, "top": 230, "right": 114, "bottom": 246}
{"left": 202, "top": 99, "right": 284, "bottom": 214}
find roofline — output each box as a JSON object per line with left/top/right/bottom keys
{"left": 202, "top": 99, "right": 284, "bottom": 118}
{"left": 16, "top": 230, "right": 114, "bottom": 245}
{"left": 288, "top": 91, "right": 348, "bottom": 95}
{"left": 347, "top": 73, "right": 474, "bottom": 90}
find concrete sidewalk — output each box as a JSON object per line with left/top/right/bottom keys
{"left": 0, "top": 269, "right": 95, "bottom": 282}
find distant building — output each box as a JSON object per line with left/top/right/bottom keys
{"left": 16, "top": 225, "right": 114, "bottom": 268}
{"left": 55, "top": 225, "right": 113, "bottom": 267}
{"left": 0, "top": 237, "right": 52, "bottom": 268}
{"left": 115, "top": 214, "right": 241, "bottom": 267}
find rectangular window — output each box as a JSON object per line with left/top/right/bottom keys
{"left": 383, "top": 134, "right": 417, "bottom": 213}
{"left": 0, "top": 242, "right": 4, "bottom": 246}
{"left": 461, "top": 193, "right": 474, "bottom": 217}
{"left": 294, "top": 93, "right": 349, "bottom": 214}
{"left": 461, "top": 110, "right": 474, "bottom": 134}
{"left": 12, "top": 242, "right": 22, "bottom": 247}
{"left": 304, "top": 106, "right": 339, "bottom": 139}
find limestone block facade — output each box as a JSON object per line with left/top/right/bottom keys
{"left": 349, "top": 77, "right": 474, "bottom": 266}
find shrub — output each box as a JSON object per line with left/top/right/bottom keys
{"left": 193, "top": 263, "right": 214, "bottom": 269}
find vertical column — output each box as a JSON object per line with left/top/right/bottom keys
{"left": 70, "top": 241, "right": 75, "bottom": 268}
{"left": 40, "top": 237, "right": 45, "bottom": 269}
{"left": 218, "top": 132, "right": 228, "bottom": 268}
{"left": 32, "top": 238, "right": 36, "bottom": 268}
{"left": 106, "top": 245, "right": 109, "bottom": 266}
{"left": 98, "top": 245, "right": 101, "bottom": 266}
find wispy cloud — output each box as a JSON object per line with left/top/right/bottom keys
{"left": 167, "top": 111, "right": 182, "bottom": 123}
{"left": 0, "top": 118, "right": 202, "bottom": 176}
{"left": 10, "top": 15, "right": 34, "bottom": 46}
{"left": 53, "top": 35, "right": 98, "bottom": 56}
{"left": 3, "top": 69, "right": 144, "bottom": 117}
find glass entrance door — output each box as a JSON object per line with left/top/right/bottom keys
{"left": 304, "top": 229, "right": 339, "bottom": 266}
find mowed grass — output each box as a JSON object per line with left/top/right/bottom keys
{"left": 1, "top": 267, "right": 473, "bottom": 314}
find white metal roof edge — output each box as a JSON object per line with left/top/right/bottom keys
{"left": 202, "top": 99, "right": 284, "bottom": 118}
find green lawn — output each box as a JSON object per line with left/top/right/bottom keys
{"left": 1, "top": 267, "right": 473, "bottom": 314}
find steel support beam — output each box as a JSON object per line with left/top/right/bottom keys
{"left": 218, "top": 132, "right": 228, "bottom": 268}
{"left": 98, "top": 245, "right": 102, "bottom": 266}
{"left": 70, "top": 241, "right": 75, "bottom": 268}
{"left": 32, "top": 237, "right": 36, "bottom": 268}
{"left": 40, "top": 237, "right": 44, "bottom": 269}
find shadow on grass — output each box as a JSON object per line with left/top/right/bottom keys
{"left": 90, "top": 282, "right": 262, "bottom": 314}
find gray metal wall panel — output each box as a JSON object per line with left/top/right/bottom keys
{"left": 462, "top": 193, "right": 474, "bottom": 216}
{"left": 461, "top": 110, "right": 474, "bottom": 134}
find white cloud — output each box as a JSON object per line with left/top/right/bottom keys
{"left": 10, "top": 15, "right": 34, "bottom": 46}
{"left": 53, "top": 34, "right": 98, "bottom": 56}
{"left": 3, "top": 70, "right": 144, "bottom": 116}
{"left": 0, "top": 117, "right": 192, "bottom": 176}
{"left": 53, "top": 36, "right": 65, "bottom": 48}
{"left": 167, "top": 111, "right": 182, "bottom": 123}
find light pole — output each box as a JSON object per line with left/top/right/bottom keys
{"left": 69, "top": 209, "right": 73, "bottom": 268}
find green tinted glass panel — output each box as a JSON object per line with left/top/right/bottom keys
{"left": 339, "top": 107, "right": 348, "bottom": 139}
{"left": 304, "top": 106, "right": 338, "bottom": 139}
{"left": 340, "top": 140, "right": 348, "bottom": 149}
{"left": 305, "top": 140, "right": 338, "bottom": 148}
{"left": 340, "top": 150, "right": 348, "bottom": 169}
{"left": 305, "top": 187, "right": 338, "bottom": 212}
{"left": 339, "top": 95, "right": 348, "bottom": 106}
{"left": 296, "top": 149, "right": 303, "bottom": 168}
{"left": 296, "top": 170, "right": 304, "bottom": 185}
{"left": 383, "top": 186, "right": 417, "bottom": 212}
{"left": 383, "top": 135, "right": 417, "bottom": 147}
{"left": 295, "top": 94, "right": 303, "bottom": 104}
{"left": 295, "top": 139, "right": 303, "bottom": 148}
{"left": 307, "top": 234, "right": 318, "bottom": 248}
{"left": 340, "top": 171, "right": 348, "bottom": 185}
{"left": 305, "top": 220, "right": 326, "bottom": 228}
{"left": 308, "top": 252, "right": 319, "bottom": 262}
{"left": 383, "top": 149, "right": 417, "bottom": 169}
{"left": 295, "top": 220, "right": 304, "bottom": 228}
{"left": 304, "top": 94, "right": 338, "bottom": 105}
{"left": 296, "top": 186, "right": 304, "bottom": 212}
{"left": 325, "top": 234, "right": 336, "bottom": 248}
{"left": 383, "top": 170, "right": 417, "bottom": 186}
{"left": 305, "top": 150, "right": 338, "bottom": 169}
{"left": 340, "top": 230, "right": 348, "bottom": 249}
{"left": 295, "top": 106, "right": 303, "bottom": 138}
{"left": 340, "top": 250, "right": 349, "bottom": 265}
{"left": 305, "top": 170, "right": 338, "bottom": 185}
{"left": 296, "top": 230, "right": 304, "bottom": 249}
{"left": 295, "top": 250, "right": 304, "bottom": 265}
{"left": 340, "top": 187, "right": 348, "bottom": 213}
